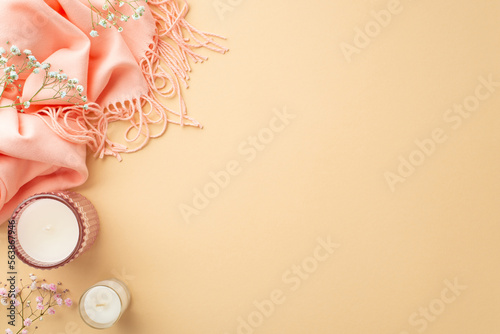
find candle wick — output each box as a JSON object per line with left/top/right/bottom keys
{"left": 96, "top": 304, "right": 106, "bottom": 307}
{"left": 44, "top": 225, "right": 52, "bottom": 231}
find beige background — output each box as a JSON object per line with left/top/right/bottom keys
{"left": 2, "top": 0, "right": 500, "bottom": 333}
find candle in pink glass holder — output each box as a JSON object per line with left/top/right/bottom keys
{"left": 10, "top": 191, "right": 99, "bottom": 269}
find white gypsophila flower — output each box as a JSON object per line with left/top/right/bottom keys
{"left": 23, "top": 49, "right": 32, "bottom": 55}
{"left": 30, "top": 282, "right": 37, "bottom": 290}
{"left": 60, "top": 91, "right": 67, "bottom": 98}
{"left": 132, "top": 13, "right": 140, "bottom": 20}
{"left": 119, "top": 1, "right": 124, "bottom": 7}
{"left": 120, "top": 15, "right": 129, "bottom": 22}
{"left": 136, "top": 6, "right": 145, "bottom": 15}
{"left": 49, "top": 71, "right": 57, "bottom": 78}
{"left": 33, "top": 68, "right": 39, "bottom": 74}
{"left": 41, "top": 63, "right": 50, "bottom": 70}
{"left": 0, "top": 299, "right": 7, "bottom": 306}
{"left": 107, "top": 13, "right": 114, "bottom": 20}
{"left": 0, "top": 47, "right": 5, "bottom": 54}
{"left": 28, "top": 55, "right": 36, "bottom": 62}
{"left": 72, "top": 78, "right": 79, "bottom": 84}
{"left": 118, "top": 27, "right": 124, "bottom": 32}
{"left": 83, "top": 104, "right": 89, "bottom": 110}
{"left": 99, "top": 19, "right": 107, "bottom": 28}
{"left": 102, "top": 3, "right": 108, "bottom": 10}
{"left": 23, "top": 101, "right": 30, "bottom": 109}
{"left": 90, "top": 30, "right": 99, "bottom": 37}
{"left": 82, "top": 96, "right": 88, "bottom": 102}
{"left": 0, "top": 57, "right": 7, "bottom": 65}
{"left": 76, "top": 85, "right": 84, "bottom": 93}
{"left": 10, "top": 71, "right": 18, "bottom": 80}
{"left": 10, "top": 45, "right": 20, "bottom": 55}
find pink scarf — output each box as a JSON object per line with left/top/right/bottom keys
{"left": 0, "top": 0, "right": 226, "bottom": 223}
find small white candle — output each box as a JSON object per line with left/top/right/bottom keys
{"left": 83, "top": 286, "right": 122, "bottom": 325}
{"left": 80, "top": 279, "right": 130, "bottom": 329}
{"left": 17, "top": 199, "right": 80, "bottom": 263}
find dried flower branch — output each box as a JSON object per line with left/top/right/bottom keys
{"left": 1, "top": 274, "right": 73, "bottom": 334}
{"left": 88, "top": 0, "right": 148, "bottom": 37}
{"left": 0, "top": 42, "right": 88, "bottom": 112}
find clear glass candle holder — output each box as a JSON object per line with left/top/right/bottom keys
{"left": 10, "top": 191, "right": 100, "bottom": 269}
{"left": 79, "top": 279, "right": 131, "bottom": 329}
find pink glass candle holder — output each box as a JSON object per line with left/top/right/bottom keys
{"left": 10, "top": 191, "right": 99, "bottom": 270}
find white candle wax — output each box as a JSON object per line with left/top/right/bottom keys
{"left": 17, "top": 198, "right": 80, "bottom": 263}
{"left": 80, "top": 279, "right": 130, "bottom": 329}
{"left": 83, "top": 286, "right": 122, "bottom": 325}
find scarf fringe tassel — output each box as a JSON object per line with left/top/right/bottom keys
{"left": 35, "top": 0, "right": 227, "bottom": 161}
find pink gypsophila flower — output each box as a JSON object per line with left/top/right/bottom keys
{"left": 48, "top": 284, "right": 57, "bottom": 292}
{"left": 65, "top": 298, "right": 73, "bottom": 307}
{"left": 23, "top": 318, "right": 32, "bottom": 327}
{"left": 36, "top": 296, "right": 43, "bottom": 303}
{"left": 48, "top": 307, "right": 55, "bottom": 315}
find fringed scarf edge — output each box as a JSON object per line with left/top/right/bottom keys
{"left": 34, "top": 0, "right": 227, "bottom": 161}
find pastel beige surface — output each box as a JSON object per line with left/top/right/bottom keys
{"left": 1, "top": 0, "right": 500, "bottom": 333}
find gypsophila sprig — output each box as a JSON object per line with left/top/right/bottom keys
{"left": 1, "top": 274, "right": 73, "bottom": 334}
{"left": 0, "top": 42, "right": 88, "bottom": 112}
{"left": 88, "top": 0, "right": 148, "bottom": 37}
